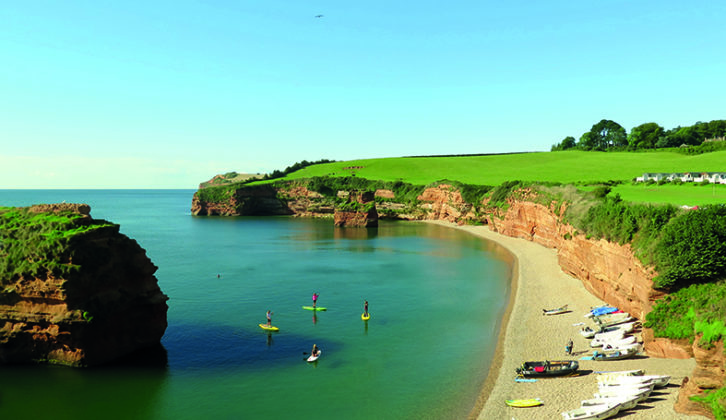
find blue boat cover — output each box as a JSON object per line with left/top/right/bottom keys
{"left": 590, "top": 306, "right": 618, "bottom": 316}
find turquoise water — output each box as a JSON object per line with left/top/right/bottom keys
{"left": 0, "top": 190, "right": 512, "bottom": 420}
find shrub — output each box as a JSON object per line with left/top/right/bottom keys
{"left": 690, "top": 386, "right": 726, "bottom": 420}
{"left": 652, "top": 205, "right": 726, "bottom": 290}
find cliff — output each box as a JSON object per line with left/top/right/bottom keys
{"left": 0, "top": 203, "right": 169, "bottom": 367}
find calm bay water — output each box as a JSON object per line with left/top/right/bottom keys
{"left": 0, "top": 190, "right": 512, "bottom": 420}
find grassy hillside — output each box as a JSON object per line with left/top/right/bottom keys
{"left": 282, "top": 150, "right": 726, "bottom": 185}
{"left": 263, "top": 150, "right": 726, "bottom": 206}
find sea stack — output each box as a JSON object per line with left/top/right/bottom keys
{"left": 0, "top": 203, "right": 169, "bottom": 367}
{"left": 334, "top": 191, "right": 378, "bottom": 227}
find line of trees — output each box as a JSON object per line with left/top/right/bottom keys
{"left": 551, "top": 119, "right": 726, "bottom": 151}
{"left": 262, "top": 159, "right": 336, "bottom": 180}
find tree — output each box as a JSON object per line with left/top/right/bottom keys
{"left": 628, "top": 122, "right": 664, "bottom": 149}
{"left": 561, "top": 136, "right": 576, "bottom": 150}
{"left": 551, "top": 136, "right": 577, "bottom": 151}
{"left": 578, "top": 132, "right": 596, "bottom": 150}
{"left": 589, "top": 119, "right": 627, "bottom": 150}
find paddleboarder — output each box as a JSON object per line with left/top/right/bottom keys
{"left": 266, "top": 310, "right": 273, "bottom": 327}
{"left": 364, "top": 300, "right": 368, "bottom": 316}
{"left": 311, "top": 343, "right": 320, "bottom": 358}
{"left": 312, "top": 292, "right": 319, "bottom": 309}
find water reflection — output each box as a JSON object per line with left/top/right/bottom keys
{"left": 333, "top": 227, "right": 378, "bottom": 241}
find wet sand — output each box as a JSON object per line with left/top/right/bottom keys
{"left": 425, "top": 221, "right": 702, "bottom": 419}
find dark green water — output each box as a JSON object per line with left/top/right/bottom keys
{"left": 0, "top": 190, "right": 512, "bottom": 420}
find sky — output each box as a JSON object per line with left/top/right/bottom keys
{"left": 1, "top": 1, "right": 725, "bottom": 188}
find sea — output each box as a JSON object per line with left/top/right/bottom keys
{"left": 0, "top": 190, "right": 512, "bottom": 420}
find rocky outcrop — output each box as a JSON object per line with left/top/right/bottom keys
{"left": 334, "top": 191, "right": 378, "bottom": 227}
{"left": 0, "top": 204, "right": 168, "bottom": 367}
{"left": 192, "top": 185, "right": 293, "bottom": 216}
{"left": 416, "top": 184, "right": 477, "bottom": 223}
{"left": 675, "top": 337, "right": 725, "bottom": 419}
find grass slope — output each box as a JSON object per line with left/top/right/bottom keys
{"left": 272, "top": 150, "right": 726, "bottom": 206}
{"left": 285, "top": 150, "right": 726, "bottom": 185}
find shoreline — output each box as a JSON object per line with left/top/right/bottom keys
{"left": 425, "top": 221, "right": 701, "bottom": 420}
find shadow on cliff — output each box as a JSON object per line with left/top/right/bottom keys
{"left": 161, "top": 323, "right": 345, "bottom": 371}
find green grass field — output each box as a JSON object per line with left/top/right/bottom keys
{"left": 611, "top": 183, "right": 726, "bottom": 206}
{"left": 272, "top": 150, "right": 726, "bottom": 206}
{"left": 285, "top": 150, "right": 726, "bottom": 185}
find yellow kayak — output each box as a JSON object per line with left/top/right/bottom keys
{"left": 505, "top": 398, "right": 543, "bottom": 408}
{"left": 259, "top": 323, "right": 279, "bottom": 332}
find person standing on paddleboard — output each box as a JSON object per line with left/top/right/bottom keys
{"left": 364, "top": 300, "right": 368, "bottom": 316}
{"left": 312, "top": 292, "right": 319, "bottom": 309}
{"left": 266, "top": 310, "right": 273, "bottom": 327}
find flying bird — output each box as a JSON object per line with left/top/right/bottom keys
{"left": 315, "top": 14, "right": 323, "bottom": 18}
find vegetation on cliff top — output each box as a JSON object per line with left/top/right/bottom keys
{"left": 551, "top": 118, "right": 726, "bottom": 152}
{"left": 0, "top": 207, "right": 115, "bottom": 285}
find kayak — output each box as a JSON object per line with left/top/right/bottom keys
{"left": 505, "top": 398, "right": 543, "bottom": 407}
{"left": 259, "top": 323, "right": 279, "bottom": 332}
{"left": 302, "top": 306, "right": 327, "bottom": 311}
{"left": 361, "top": 312, "right": 370, "bottom": 320}
{"left": 307, "top": 350, "right": 322, "bottom": 362}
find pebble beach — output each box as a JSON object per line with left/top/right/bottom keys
{"left": 426, "top": 221, "right": 703, "bottom": 420}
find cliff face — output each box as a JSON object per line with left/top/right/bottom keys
{"left": 192, "top": 185, "right": 293, "bottom": 216}
{"left": 0, "top": 204, "right": 169, "bottom": 367}
{"left": 487, "top": 199, "right": 663, "bottom": 321}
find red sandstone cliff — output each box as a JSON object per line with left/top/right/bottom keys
{"left": 334, "top": 191, "right": 378, "bottom": 227}
{"left": 0, "top": 204, "right": 169, "bottom": 367}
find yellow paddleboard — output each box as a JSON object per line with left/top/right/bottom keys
{"left": 361, "top": 313, "right": 370, "bottom": 320}
{"left": 505, "top": 398, "right": 543, "bottom": 408}
{"left": 259, "top": 323, "right": 279, "bottom": 332}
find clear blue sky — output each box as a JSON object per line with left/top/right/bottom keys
{"left": 2, "top": 1, "right": 724, "bottom": 188}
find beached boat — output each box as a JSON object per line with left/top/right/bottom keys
{"left": 581, "top": 394, "right": 639, "bottom": 412}
{"left": 505, "top": 398, "right": 543, "bottom": 407}
{"left": 591, "top": 346, "right": 639, "bottom": 361}
{"left": 601, "top": 342, "right": 642, "bottom": 353}
{"left": 595, "top": 386, "right": 653, "bottom": 403}
{"left": 561, "top": 402, "right": 620, "bottom": 419}
{"left": 590, "top": 334, "right": 636, "bottom": 348}
{"left": 516, "top": 360, "right": 579, "bottom": 377}
{"left": 598, "top": 374, "right": 670, "bottom": 388}
{"left": 594, "top": 313, "right": 633, "bottom": 328}
{"left": 543, "top": 304, "right": 569, "bottom": 315}
{"left": 595, "top": 369, "right": 644, "bottom": 379}
{"left": 599, "top": 380, "right": 655, "bottom": 391}
{"left": 580, "top": 321, "right": 635, "bottom": 339}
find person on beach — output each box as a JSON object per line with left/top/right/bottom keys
{"left": 364, "top": 300, "right": 369, "bottom": 316}
{"left": 565, "top": 338, "right": 573, "bottom": 355}
{"left": 311, "top": 343, "right": 320, "bottom": 357}
{"left": 312, "top": 292, "right": 319, "bottom": 309}
{"left": 266, "top": 310, "right": 273, "bottom": 327}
